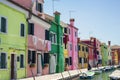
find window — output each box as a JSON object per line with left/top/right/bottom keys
{"left": 79, "top": 57, "right": 82, "bottom": 63}
{"left": 45, "top": 30, "right": 49, "bottom": 40}
{"left": 86, "top": 47, "right": 88, "bottom": 52}
{"left": 28, "top": 50, "right": 36, "bottom": 64}
{"left": 84, "top": 58, "right": 87, "bottom": 63}
{"left": 44, "top": 53, "right": 49, "bottom": 64}
{"left": 82, "top": 46, "right": 84, "bottom": 51}
{"left": 69, "top": 57, "right": 72, "bottom": 65}
{"left": 75, "top": 45, "right": 77, "bottom": 51}
{"left": 70, "top": 44, "right": 72, "bottom": 50}
{"left": 75, "top": 31, "right": 77, "bottom": 37}
{"left": 64, "top": 28, "right": 67, "bottom": 34}
{"left": 20, "top": 54, "right": 24, "bottom": 68}
{"left": 28, "top": 23, "right": 34, "bottom": 35}
{"left": 50, "top": 32, "right": 56, "bottom": 44}
{"left": 0, "top": 17, "right": 7, "bottom": 33}
{"left": 20, "top": 23, "right": 25, "bottom": 37}
{"left": 36, "top": 3, "right": 43, "bottom": 13}
{"left": 65, "top": 58, "right": 69, "bottom": 64}
{"left": 61, "top": 36, "right": 63, "bottom": 45}
{"left": 0, "top": 53, "right": 7, "bottom": 69}
{"left": 78, "top": 45, "right": 81, "bottom": 51}
{"left": 69, "top": 29, "right": 70, "bottom": 34}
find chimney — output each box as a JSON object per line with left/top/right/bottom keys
{"left": 54, "top": 11, "right": 61, "bottom": 24}
{"left": 77, "top": 38, "right": 80, "bottom": 43}
{"left": 108, "top": 41, "right": 111, "bottom": 46}
{"left": 70, "top": 18, "right": 75, "bottom": 26}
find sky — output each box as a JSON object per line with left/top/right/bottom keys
{"left": 44, "top": 0, "right": 120, "bottom": 45}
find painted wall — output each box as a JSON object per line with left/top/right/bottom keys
{"left": 49, "top": 12, "right": 64, "bottom": 73}
{"left": 68, "top": 19, "right": 78, "bottom": 70}
{"left": 0, "top": 3, "right": 27, "bottom": 79}
{"left": 101, "top": 43, "right": 108, "bottom": 66}
{"left": 88, "top": 45, "right": 94, "bottom": 67}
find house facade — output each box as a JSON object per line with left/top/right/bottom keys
{"left": 0, "top": 1, "right": 28, "bottom": 79}
{"left": 111, "top": 45, "right": 120, "bottom": 65}
{"left": 68, "top": 19, "right": 78, "bottom": 70}
{"left": 101, "top": 43, "right": 108, "bottom": 66}
{"left": 78, "top": 40, "right": 89, "bottom": 69}
{"left": 45, "top": 12, "right": 64, "bottom": 73}
{"left": 108, "top": 41, "right": 112, "bottom": 65}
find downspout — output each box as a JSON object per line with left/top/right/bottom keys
{"left": 26, "top": 1, "right": 34, "bottom": 79}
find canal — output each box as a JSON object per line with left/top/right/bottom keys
{"left": 79, "top": 68, "right": 120, "bottom": 80}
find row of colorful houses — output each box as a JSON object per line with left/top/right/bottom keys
{"left": 0, "top": 0, "right": 120, "bottom": 80}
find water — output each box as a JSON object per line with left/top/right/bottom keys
{"left": 79, "top": 68, "right": 120, "bottom": 80}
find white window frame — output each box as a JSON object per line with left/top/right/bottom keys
{"left": 20, "top": 23, "right": 26, "bottom": 37}
{"left": 50, "top": 32, "right": 57, "bottom": 44}
{"left": 0, "top": 52, "right": 7, "bottom": 69}
{"left": 0, "top": 16, "right": 8, "bottom": 34}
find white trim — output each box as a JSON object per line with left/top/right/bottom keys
{"left": 0, "top": 16, "right": 8, "bottom": 34}
{"left": 0, "top": 52, "right": 7, "bottom": 69}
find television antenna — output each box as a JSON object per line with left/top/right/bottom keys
{"left": 52, "top": 0, "right": 60, "bottom": 14}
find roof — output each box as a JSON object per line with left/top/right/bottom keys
{"left": 111, "top": 45, "right": 120, "bottom": 49}
{"left": 7, "top": 0, "right": 50, "bottom": 25}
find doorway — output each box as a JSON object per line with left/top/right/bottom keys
{"left": 49, "top": 54, "right": 56, "bottom": 74}
{"left": 37, "top": 54, "right": 42, "bottom": 75}
{"left": 11, "top": 54, "right": 17, "bottom": 80}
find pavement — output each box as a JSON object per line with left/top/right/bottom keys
{"left": 19, "top": 65, "right": 119, "bottom": 80}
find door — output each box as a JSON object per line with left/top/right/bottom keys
{"left": 37, "top": 54, "right": 42, "bottom": 75}
{"left": 49, "top": 54, "right": 56, "bottom": 74}
{"left": 11, "top": 54, "right": 17, "bottom": 80}
{"left": 81, "top": 58, "right": 84, "bottom": 68}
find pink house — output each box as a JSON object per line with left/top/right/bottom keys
{"left": 68, "top": 19, "right": 78, "bottom": 70}
{"left": 12, "top": 0, "right": 51, "bottom": 77}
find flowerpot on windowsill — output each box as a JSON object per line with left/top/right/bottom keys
{"left": 29, "top": 63, "right": 35, "bottom": 68}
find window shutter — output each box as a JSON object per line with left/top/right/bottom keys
{"left": 45, "top": 30, "right": 49, "bottom": 40}
{"left": 1, "top": 53, "right": 6, "bottom": 68}
{"left": 44, "top": 53, "right": 49, "bottom": 64}
{"left": 20, "top": 55, "right": 24, "bottom": 68}
{"left": 21, "top": 24, "right": 25, "bottom": 37}
{"left": 1, "top": 17, "right": 6, "bottom": 33}
{"left": 28, "top": 50, "right": 31, "bottom": 64}
{"left": 28, "top": 23, "right": 34, "bottom": 35}
{"left": 69, "top": 57, "right": 72, "bottom": 65}
{"left": 32, "top": 51, "right": 36, "bottom": 63}
{"left": 38, "top": 3, "right": 43, "bottom": 12}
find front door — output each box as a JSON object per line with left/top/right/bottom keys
{"left": 82, "top": 58, "right": 84, "bottom": 68}
{"left": 11, "top": 54, "right": 17, "bottom": 80}
{"left": 49, "top": 54, "right": 56, "bottom": 74}
{"left": 37, "top": 54, "right": 42, "bottom": 75}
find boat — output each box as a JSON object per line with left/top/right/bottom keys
{"left": 79, "top": 71, "right": 95, "bottom": 79}
{"left": 93, "top": 69, "right": 102, "bottom": 75}
{"left": 109, "top": 70, "right": 120, "bottom": 80}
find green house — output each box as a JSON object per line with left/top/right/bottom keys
{"left": 101, "top": 43, "right": 108, "bottom": 66}
{"left": 0, "top": 1, "right": 27, "bottom": 79}
{"left": 45, "top": 11, "right": 64, "bottom": 73}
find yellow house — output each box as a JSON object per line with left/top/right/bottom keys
{"left": 78, "top": 42, "right": 89, "bottom": 69}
